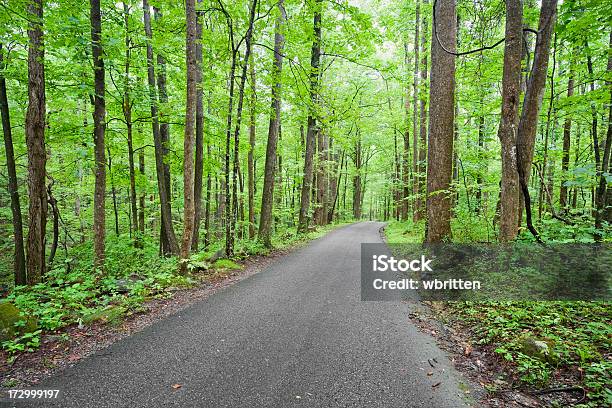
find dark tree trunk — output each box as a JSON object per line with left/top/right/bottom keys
{"left": 0, "top": 44, "right": 26, "bottom": 285}
{"left": 559, "top": 64, "right": 574, "bottom": 212}
{"left": 298, "top": 0, "right": 322, "bottom": 233}
{"left": 259, "top": 0, "right": 286, "bottom": 247}
{"left": 180, "top": 0, "right": 198, "bottom": 271}
{"left": 314, "top": 130, "right": 328, "bottom": 225}
{"left": 353, "top": 136, "right": 362, "bottom": 219}
{"left": 411, "top": 0, "right": 420, "bottom": 220}
{"left": 595, "top": 31, "right": 612, "bottom": 240}
{"left": 25, "top": 0, "right": 47, "bottom": 284}
{"left": 91, "top": 0, "right": 107, "bottom": 269}
{"left": 192, "top": 0, "right": 204, "bottom": 251}
{"left": 425, "top": 0, "right": 456, "bottom": 243}
{"left": 516, "top": 0, "right": 558, "bottom": 224}
{"left": 123, "top": 3, "right": 139, "bottom": 245}
{"left": 139, "top": 148, "right": 145, "bottom": 234}
{"left": 204, "top": 94, "right": 212, "bottom": 248}
{"left": 107, "top": 148, "right": 119, "bottom": 236}
{"left": 248, "top": 61, "right": 256, "bottom": 239}
{"left": 143, "top": 0, "right": 178, "bottom": 255}
{"left": 153, "top": 8, "right": 174, "bottom": 255}
{"left": 46, "top": 180, "right": 59, "bottom": 270}
{"left": 497, "top": 0, "right": 523, "bottom": 242}
{"left": 415, "top": 3, "right": 428, "bottom": 222}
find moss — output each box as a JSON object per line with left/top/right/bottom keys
{"left": 0, "top": 301, "right": 38, "bottom": 341}
{"left": 81, "top": 305, "right": 127, "bottom": 326}
{"left": 213, "top": 259, "right": 242, "bottom": 270}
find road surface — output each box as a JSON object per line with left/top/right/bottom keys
{"left": 34, "top": 222, "right": 472, "bottom": 407}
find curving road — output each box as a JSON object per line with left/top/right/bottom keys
{"left": 34, "top": 222, "right": 472, "bottom": 407}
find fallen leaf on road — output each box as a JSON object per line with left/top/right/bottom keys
{"left": 432, "top": 382, "right": 441, "bottom": 388}
{"left": 464, "top": 344, "right": 473, "bottom": 356}
{"left": 427, "top": 372, "right": 433, "bottom": 376}
{"left": 171, "top": 384, "right": 182, "bottom": 390}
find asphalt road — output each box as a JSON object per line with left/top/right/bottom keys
{"left": 28, "top": 222, "right": 472, "bottom": 407}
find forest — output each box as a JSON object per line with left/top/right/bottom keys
{"left": 0, "top": 0, "right": 610, "bottom": 406}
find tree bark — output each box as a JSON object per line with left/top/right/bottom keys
{"left": 123, "top": 3, "right": 139, "bottom": 245}
{"left": 595, "top": 31, "right": 612, "bottom": 240}
{"left": 247, "top": 60, "right": 256, "bottom": 239}
{"left": 259, "top": 0, "right": 287, "bottom": 247}
{"left": 138, "top": 147, "right": 145, "bottom": 234}
{"left": 143, "top": 0, "right": 178, "bottom": 255}
{"left": 192, "top": 0, "right": 204, "bottom": 251}
{"left": 298, "top": 0, "right": 322, "bottom": 233}
{"left": 0, "top": 44, "right": 26, "bottom": 285}
{"left": 559, "top": 63, "right": 574, "bottom": 212}
{"left": 91, "top": 0, "right": 106, "bottom": 269}
{"left": 226, "top": 0, "right": 258, "bottom": 255}
{"left": 415, "top": 2, "right": 428, "bottom": 222}
{"left": 425, "top": 0, "right": 455, "bottom": 243}
{"left": 497, "top": 0, "right": 523, "bottom": 242}
{"left": 516, "top": 0, "right": 558, "bottom": 224}
{"left": 412, "top": 0, "right": 420, "bottom": 220}
{"left": 25, "top": 0, "right": 47, "bottom": 284}
{"left": 180, "top": 0, "right": 198, "bottom": 271}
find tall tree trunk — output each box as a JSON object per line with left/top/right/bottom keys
{"left": 425, "top": 0, "right": 456, "bottom": 243}
{"left": 352, "top": 135, "right": 362, "bottom": 219}
{"left": 123, "top": 3, "right": 139, "bottom": 245}
{"left": 559, "top": 63, "right": 574, "bottom": 212}
{"left": 226, "top": 0, "right": 258, "bottom": 256}
{"left": 192, "top": 0, "right": 204, "bottom": 251}
{"left": 298, "top": 0, "right": 322, "bottom": 233}
{"left": 497, "top": 0, "right": 523, "bottom": 242}
{"left": 401, "top": 43, "right": 411, "bottom": 221}
{"left": 138, "top": 147, "right": 145, "bottom": 234}
{"left": 314, "top": 129, "right": 328, "bottom": 225}
{"left": 91, "top": 0, "right": 107, "bottom": 269}
{"left": 204, "top": 94, "right": 212, "bottom": 248}
{"left": 247, "top": 60, "right": 256, "bottom": 239}
{"left": 25, "top": 0, "right": 47, "bottom": 284}
{"left": 259, "top": 0, "right": 287, "bottom": 247}
{"left": 107, "top": 148, "right": 119, "bottom": 236}
{"left": 154, "top": 8, "right": 174, "bottom": 255}
{"left": 415, "top": 2, "right": 428, "bottom": 222}
{"left": 143, "top": 0, "right": 178, "bottom": 255}
{"left": 595, "top": 31, "right": 612, "bottom": 240}
{"left": 412, "top": 0, "right": 420, "bottom": 220}
{"left": 180, "top": 0, "right": 198, "bottom": 271}
{"left": 516, "top": 0, "right": 558, "bottom": 224}
{"left": 0, "top": 44, "right": 26, "bottom": 285}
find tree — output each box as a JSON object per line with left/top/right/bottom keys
{"left": 496, "top": 0, "right": 523, "bottom": 242}
{"left": 143, "top": 0, "right": 179, "bottom": 255}
{"left": 192, "top": 0, "right": 205, "bottom": 250}
{"left": 90, "top": 0, "right": 107, "bottom": 270}
{"left": 259, "top": 0, "right": 287, "bottom": 247}
{"left": 122, "top": 3, "right": 139, "bottom": 245}
{"left": 415, "top": 0, "right": 428, "bottom": 222}
{"left": 180, "top": 0, "right": 198, "bottom": 271}
{"left": 298, "top": 0, "right": 323, "bottom": 233}
{"left": 559, "top": 61, "right": 574, "bottom": 212}
{"left": 425, "top": 0, "right": 456, "bottom": 243}
{"left": 0, "top": 44, "right": 26, "bottom": 285}
{"left": 25, "top": 0, "right": 47, "bottom": 284}
{"left": 516, "top": 0, "right": 558, "bottom": 225}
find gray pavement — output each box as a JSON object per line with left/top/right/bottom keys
{"left": 27, "top": 222, "right": 473, "bottom": 407}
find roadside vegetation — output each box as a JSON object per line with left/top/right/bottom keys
{"left": 385, "top": 221, "right": 611, "bottom": 407}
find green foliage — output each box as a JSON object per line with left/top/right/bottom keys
{"left": 449, "top": 301, "right": 611, "bottom": 407}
